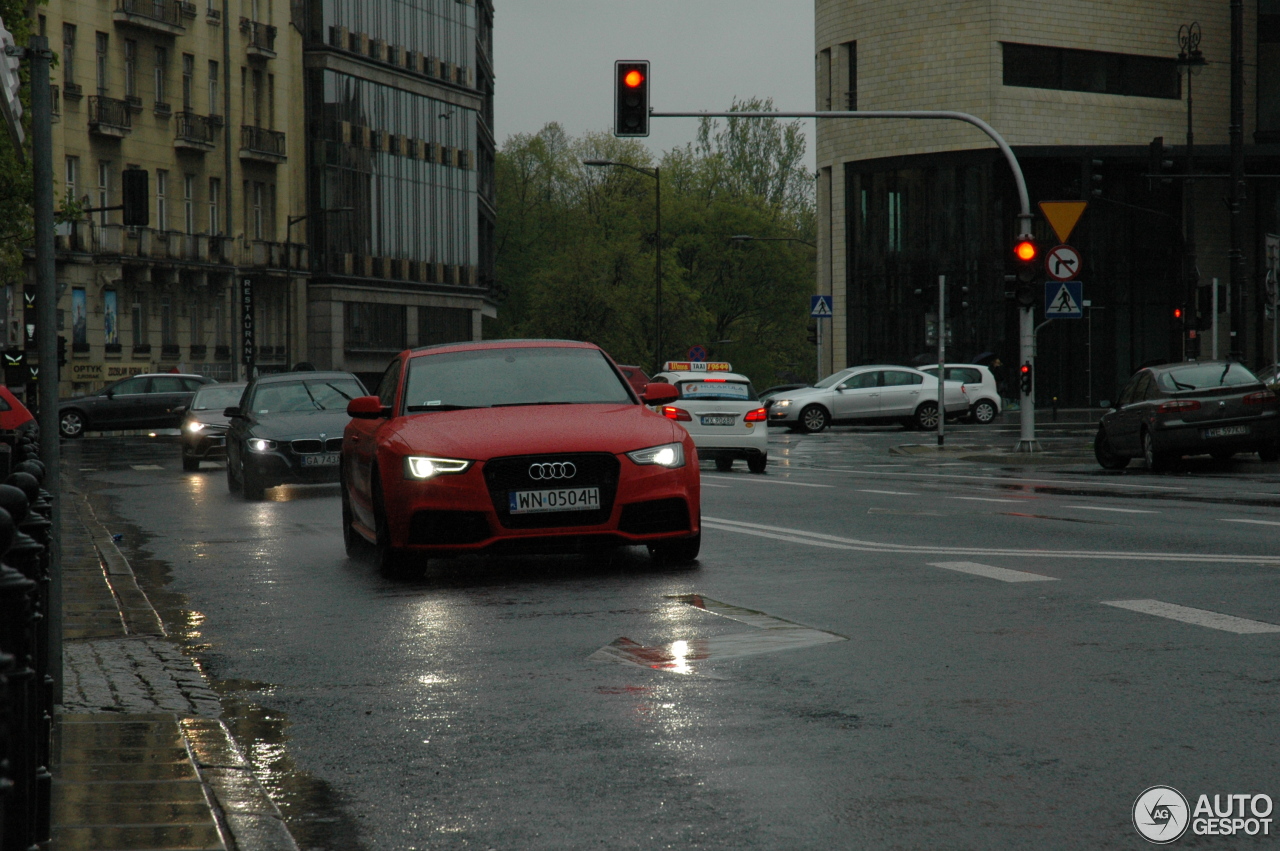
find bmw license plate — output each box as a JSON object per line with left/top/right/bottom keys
{"left": 1202, "top": 425, "right": 1250, "bottom": 439}
{"left": 509, "top": 487, "right": 600, "bottom": 514}
{"left": 700, "top": 415, "right": 736, "bottom": 426}
{"left": 301, "top": 452, "right": 340, "bottom": 467}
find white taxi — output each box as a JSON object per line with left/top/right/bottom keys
{"left": 649, "top": 361, "right": 769, "bottom": 473}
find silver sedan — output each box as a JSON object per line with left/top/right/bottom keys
{"left": 767, "top": 365, "right": 969, "bottom": 433}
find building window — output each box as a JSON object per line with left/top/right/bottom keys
{"left": 419, "top": 307, "right": 472, "bottom": 345}
{"left": 184, "top": 174, "right": 195, "bottom": 233}
{"left": 251, "top": 69, "right": 263, "bottom": 126}
{"left": 1259, "top": 1, "right": 1280, "bottom": 139}
{"left": 182, "top": 53, "right": 194, "bottom": 111}
{"left": 208, "top": 177, "right": 221, "bottom": 234}
{"left": 95, "top": 32, "right": 108, "bottom": 95}
{"left": 161, "top": 297, "right": 175, "bottom": 345}
{"left": 65, "top": 156, "right": 79, "bottom": 206}
{"left": 156, "top": 169, "right": 168, "bottom": 231}
{"left": 888, "top": 190, "right": 903, "bottom": 253}
{"left": 97, "top": 160, "right": 111, "bottom": 226}
{"left": 1002, "top": 42, "right": 1179, "bottom": 99}
{"left": 817, "top": 48, "right": 831, "bottom": 112}
{"left": 190, "top": 301, "right": 203, "bottom": 346}
{"left": 844, "top": 41, "right": 857, "bottom": 110}
{"left": 345, "top": 302, "right": 405, "bottom": 351}
{"left": 208, "top": 60, "right": 219, "bottom": 116}
{"left": 252, "top": 182, "right": 263, "bottom": 239}
{"left": 154, "top": 46, "right": 167, "bottom": 106}
{"left": 131, "top": 294, "right": 146, "bottom": 346}
{"left": 124, "top": 39, "right": 137, "bottom": 98}
{"left": 62, "top": 25, "right": 75, "bottom": 89}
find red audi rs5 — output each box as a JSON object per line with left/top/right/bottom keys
{"left": 341, "top": 340, "right": 700, "bottom": 576}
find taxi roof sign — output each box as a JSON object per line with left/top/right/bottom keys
{"left": 663, "top": 361, "right": 732, "bottom": 373}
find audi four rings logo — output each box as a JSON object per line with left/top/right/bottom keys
{"left": 529, "top": 462, "right": 576, "bottom": 480}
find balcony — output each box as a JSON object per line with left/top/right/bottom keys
{"left": 240, "top": 18, "right": 276, "bottom": 58}
{"left": 113, "top": 0, "right": 185, "bottom": 35}
{"left": 174, "top": 111, "right": 217, "bottom": 151}
{"left": 239, "top": 125, "right": 285, "bottom": 163}
{"left": 88, "top": 96, "right": 132, "bottom": 137}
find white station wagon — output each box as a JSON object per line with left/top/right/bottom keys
{"left": 649, "top": 361, "right": 769, "bottom": 473}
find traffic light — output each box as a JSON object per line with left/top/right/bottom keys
{"left": 122, "top": 168, "right": 149, "bottom": 227}
{"left": 1173, "top": 305, "right": 1185, "bottom": 327}
{"left": 1019, "top": 361, "right": 1033, "bottom": 395}
{"left": 614, "top": 60, "right": 650, "bottom": 137}
{"left": 1013, "top": 239, "right": 1039, "bottom": 306}
{"left": 806, "top": 321, "right": 818, "bottom": 344}
{"left": 1148, "top": 136, "right": 1174, "bottom": 185}
{"left": 1088, "top": 158, "right": 1104, "bottom": 197}
{"left": 57, "top": 335, "right": 67, "bottom": 369}
{"left": 952, "top": 282, "right": 971, "bottom": 315}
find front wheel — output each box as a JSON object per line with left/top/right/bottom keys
{"left": 914, "top": 402, "right": 940, "bottom": 431}
{"left": 648, "top": 531, "right": 701, "bottom": 565}
{"left": 225, "top": 453, "right": 241, "bottom": 492}
{"left": 59, "top": 410, "right": 86, "bottom": 439}
{"left": 182, "top": 453, "right": 201, "bottom": 472}
{"left": 971, "top": 400, "right": 998, "bottom": 425}
{"left": 799, "top": 405, "right": 829, "bottom": 434}
{"left": 714, "top": 457, "right": 733, "bottom": 472}
{"left": 340, "top": 471, "right": 364, "bottom": 557}
{"left": 373, "top": 471, "right": 424, "bottom": 579}
{"left": 747, "top": 453, "right": 767, "bottom": 474}
{"left": 1259, "top": 444, "right": 1279, "bottom": 463}
{"left": 1094, "top": 428, "right": 1131, "bottom": 470}
{"left": 241, "top": 458, "right": 266, "bottom": 499}
{"left": 1142, "top": 429, "right": 1171, "bottom": 472}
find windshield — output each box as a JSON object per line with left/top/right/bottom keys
{"left": 813, "top": 370, "right": 855, "bottom": 390}
{"left": 676, "top": 379, "right": 757, "bottom": 401}
{"left": 191, "top": 385, "right": 245, "bottom": 411}
{"left": 249, "top": 378, "right": 364, "bottom": 414}
{"left": 1155, "top": 363, "right": 1260, "bottom": 392}
{"left": 403, "top": 347, "right": 633, "bottom": 411}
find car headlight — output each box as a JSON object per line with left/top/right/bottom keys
{"left": 185, "top": 421, "right": 205, "bottom": 433}
{"left": 247, "top": 438, "right": 277, "bottom": 452}
{"left": 774, "top": 399, "right": 792, "bottom": 408}
{"left": 626, "top": 442, "right": 685, "bottom": 468}
{"left": 404, "top": 456, "right": 472, "bottom": 480}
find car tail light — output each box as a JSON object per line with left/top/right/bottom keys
{"left": 1244, "top": 390, "right": 1278, "bottom": 405}
{"left": 661, "top": 406, "right": 692, "bottom": 421}
{"left": 1157, "top": 399, "right": 1201, "bottom": 413}
{"left": 744, "top": 407, "right": 767, "bottom": 423}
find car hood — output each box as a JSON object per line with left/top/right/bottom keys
{"left": 379, "top": 403, "right": 681, "bottom": 460}
{"left": 187, "top": 410, "right": 231, "bottom": 427}
{"left": 247, "top": 410, "right": 353, "bottom": 439}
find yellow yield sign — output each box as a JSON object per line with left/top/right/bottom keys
{"left": 1038, "top": 201, "right": 1088, "bottom": 244}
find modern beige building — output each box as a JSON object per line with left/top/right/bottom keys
{"left": 26, "top": 0, "right": 306, "bottom": 395}
{"left": 815, "top": 0, "right": 1280, "bottom": 403}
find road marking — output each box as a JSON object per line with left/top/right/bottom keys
{"left": 811, "top": 467, "right": 1189, "bottom": 491}
{"left": 702, "top": 475, "right": 833, "bottom": 488}
{"left": 1101, "top": 600, "right": 1280, "bottom": 634}
{"left": 701, "top": 483, "right": 732, "bottom": 489}
{"left": 701, "top": 516, "right": 1280, "bottom": 564}
{"left": 928, "top": 561, "right": 1058, "bottom": 583}
{"left": 131, "top": 464, "right": 164, "bottom": 471}
{"left": 858, "top": 489, "right": 917, "bottom": 496}
{"left": 868, "top": 508, "right": 944, "bottom": 516}
{"left": 589, "top": 594, "right": 846, "bottom": 675}
{"left": 1222, "top": 518, "right": 1280, "bottom": 527}
{"left": 951, "top": 496, "right": 1023, "bottom": 503}
{"left": 1063, "top": 505, "right": 1158, "bottom": 514}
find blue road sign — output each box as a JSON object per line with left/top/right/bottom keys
{"left": 810, "top": 295, "right": 833, "bottom": 318}
{"left": 1044, "top": 281, "right": 1083, "bottom": 319}
{"left": 687, "top": 345, "right": 707, "bottom": 362}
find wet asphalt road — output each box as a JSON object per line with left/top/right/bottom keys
{"left": 64, "top": 426, "right": 1280, "bottom": 850}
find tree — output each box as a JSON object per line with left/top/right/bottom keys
{"left": 0, "top": 3, "right": 34, "bottom": 292}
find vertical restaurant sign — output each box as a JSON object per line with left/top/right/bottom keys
{"left": 241, "top": 277, "right": 254, "bottom": 366}
{"left": 23, "top": 284, "right": 35, "bottom": 350}
{"left": 103, "top": 290, "right": 118, "bottom": 346}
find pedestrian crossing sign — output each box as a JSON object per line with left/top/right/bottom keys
{"left": 810, "top": 295, "right": 833, "bottom": 318}
{"left": 1044, "top": 281, "right": 1083, "bottom": 319}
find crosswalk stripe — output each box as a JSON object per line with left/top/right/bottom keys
{"left": 927, "top": 561, "right": 1058, "bottom": 583}
{"left": 1101, "top": 600, "right": 1280, "bottom": 634}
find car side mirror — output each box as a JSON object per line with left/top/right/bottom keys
{"left": 104, "top": 388, "right": 115, "bottom": 399}
{"left": 224, "top": 406, "right": 243, "bottom": 419}
{"left": 171, "top": 404, "right": 187, "bottom": 416}
{"left": 1100, "top": 400, "right": 1113, "bottom": 410}
{"left": 642, "top": 384, "right": 679, "bottom": 406}
{"left": 348, "top": 395, "right": 391, "bottom": 419}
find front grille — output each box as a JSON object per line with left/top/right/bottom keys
{"left": 408, "top": 510, "right": 490, "bottom": 545}
{"left": 326, "top": 437, "right": 343, "bottom": 452}
{"left": 483, "top": 453, "right": 620, "bottom": 529}
{"left": 291, "top": 439, "right": 322, "bottom": 453}
{"left": 618, "top": 498, "right": 691, "bottom": 534}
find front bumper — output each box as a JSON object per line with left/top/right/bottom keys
{"left": 245, "top": 450, "right": 342, "bottom": 487}
{"left": 1151, "top": 411, "right": 1280, "bottom": 453}
{"left": 182, "top": 428, "right": 229, "bottom": 459}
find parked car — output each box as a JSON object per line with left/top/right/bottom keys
{"left": 341, "top": 339, "right": 700, "bottom": 577}
{"left": 918, "top": 363, "right": 1002, "bottom": 424}
{"left": 0, "top": 386, "right": 36, "bottom": 438}
{"left": 58, "top": 373, "right": 215, "bottom": 438}
{"left": 767, "top": 365, "right": 969, "bottom": 432}
{"left": 616, "top": 365, "right": 651, "bottom": 396}
{"left": 225, "top": 371, "right": 367, "bottom": 499}
{"left": 177, "top": 382, "right": 247, "bottom": 471}
{"left": 760, "top": 383, "right": 809, "bottom": 411}
{"left": 1094, "top": 360, "right": 1280, "bottom": 471}
{"left": 649, "top": 361, "right": 768, "bottom": 473}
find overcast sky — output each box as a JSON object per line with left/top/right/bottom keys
{"left": 493, "top": 1, "right": 817, "bottom": 168}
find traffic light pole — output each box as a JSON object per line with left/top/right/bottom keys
{"left": 652, "top": 108, "right": 1040, "bottom": 450}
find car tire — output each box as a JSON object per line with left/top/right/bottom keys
{"left": 714, "top": 457, "right": 733, "bottom": 472}
{"left": 225, "top": 452, "right": 241, "bottom": 492}
{"left": 373, "top": 470, "right": 423, "bottom": 579}
{"left": 59, "top": 409, "right": 86, "bottom": 439}
{"left": 799, "top": 404, "right": 829, "bottom": 434}
{"left": 648, "top": 531, "right": 701, "bottom": 565}
{"left": 340, "top": 469, "right": 365, "bottom": 557}
{"left": 747, "top": 453, "right": 767, "bottom": 474}
{"left": 182, "top": 453, "right": 201, "bottom": 472}
{"left": 1094, "top": 427, "right": 1131, "bottom": 470}
{"left": 1142, "top": 429, "right": 1171, "bottom": 472}
{"left": 971, "top": 400, "right": 998, "bottom": 425}
{"left": 913, "top": 402, "right": 940, "bottom": 431}
{"left": 1259, "top": 444, "right": 1279, "bottom": 463}
{"left": 241, "top": 458, "right": 266, "bottom": 500}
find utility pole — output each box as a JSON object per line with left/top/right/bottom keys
{"left": 1229, "top": 0, "right": 1246, "bottom": 361}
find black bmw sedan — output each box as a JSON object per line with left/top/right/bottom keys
{"left": 225, "top": 371, "right": 367, "bottom": 499}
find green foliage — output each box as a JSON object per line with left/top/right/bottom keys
{"left": 0, "top": 2, "right": 36, "bottom": 288}
{"left": 493, "top": 103, "right": 818, "bottom": 387}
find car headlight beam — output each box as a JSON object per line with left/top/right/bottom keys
{"left": 185, "top": 421, "right": 206, "bottom": 433}
{"left": 626, "top": 442, "right": 685, "bottom": 468}
{"left": 247, "top": 438, "right": 277, "bottom": 452}
{"left": 404, "top": 456, "right": 472, "bottom": 480}
{"left": 774, "top": 399, "right": 792, "bottom": 408}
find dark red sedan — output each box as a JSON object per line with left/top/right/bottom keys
{"left": 341, "top": 340, "right": 700, "bottom": 576}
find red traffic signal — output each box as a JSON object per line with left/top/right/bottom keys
{"left": 614, "top": 60, "right": 650, "bottom": 138}
{"left": 623, "top": 69, "right": 644, "bottom": 88}
{"left": 1013, "top": 240, "right": 1037, "bottom": 262}
{"left": 1173, "top": 307, "right": 1183, "bottom": 320}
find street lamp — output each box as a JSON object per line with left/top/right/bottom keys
{"left": 1177, "top": 22, "right": 1207, "bottom": 355}
{"left": 583, "top": 158, "right": 662, "bottom": 372}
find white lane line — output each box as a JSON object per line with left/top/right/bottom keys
{"left": 1063, "top": 505, "right": 1158, "bottom": 514}
{"left": 701, "top": 483, "right": 732, "bottom": 489}
{"left": 702, "top": 476, "right": 833, "bottom": 489}
{"left": 951, "top": 496, "right": 1022, "bottom": 504}
{"left": 811, "top": 466, "right": 1188, "bottom": 491}
{"left": 1222, "top": 518, "right": 1280, "bottom": 527}
{"left": 1101, "top": 600, "right": 1280, "bottom": 634}
{"left": 131, "top": 464, "right": 164, "bottom": 470}
{"left": 928, "top": 561, "right": 1059, "bottom": 583}
{"left": 858, "top": 489, "right": 918, "bottom": 496}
